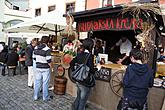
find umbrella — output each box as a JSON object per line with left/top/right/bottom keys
{"left": 5, "top": 10, "right": 66, "bottom": 35}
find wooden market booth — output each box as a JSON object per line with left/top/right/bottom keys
{"left": 61, "top": 4, "right": 165, "bottom": 110}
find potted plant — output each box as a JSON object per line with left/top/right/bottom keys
{"left": 62, "top": 41, "right": 76, "bottom": 69}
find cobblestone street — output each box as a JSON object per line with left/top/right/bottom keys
{"left": 0, "top": 73, "right": 101, "bottom": 110}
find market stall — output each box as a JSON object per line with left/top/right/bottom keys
{"left": 62, "top": 3, "right": 165, "bottom": 110}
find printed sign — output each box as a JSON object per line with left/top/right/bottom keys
{"left": 95, "top": 67, "right": 111, "bottom": 82}
{"left": 77, "top": 16, "right": 144, "bottom": 32}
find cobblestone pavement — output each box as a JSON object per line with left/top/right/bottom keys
{"left": 0, "top": 73, "right": 101, "bottom": 110}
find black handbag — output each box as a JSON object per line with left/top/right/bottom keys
{"left": 71, "top": 53, "right": 90, "bottom": 82}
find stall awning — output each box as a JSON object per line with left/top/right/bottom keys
{"left": 69, "top": 5, "right": 146, "bottom": 32}
{"left": 69, "top": 4, "right": 164, "bottom": 32}
{"left": 5, "top": 10, "right": 66, "bottom": 35}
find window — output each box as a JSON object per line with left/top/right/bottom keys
{"left": 102, "top": 0, "right": 112, "bottom": 7}
{"left": 66, "top": 2, "right": 75, "bottom": 14}
{"left": 35, "top": 8, "right": 41, "bottom": 16}
{"left": 48, "top": 5, "right": 56, "bottom": 12}
{"left": 132, "top": 0, "right": 158, "bottom": 3}
{"left": 13, "top": 5, "right": 19, "bottom": 10}
{"left": 132, "top": 0, "right": 139, "bottom": 2}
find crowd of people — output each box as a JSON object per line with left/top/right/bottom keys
{"left": 69, "top": 37, "right": 155, "bottom": 110}
{"left": 0, "top": 37, "right": 53, "bottom": 102}
{"left": 0, "top": 43, "right": 26, "bottom": 76}
{"left": 0, "top": 35, "right": 164, "bottom": 110}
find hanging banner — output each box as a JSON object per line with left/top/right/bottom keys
{"left": 77, "top": 16, "right": 143, "bottom": 32}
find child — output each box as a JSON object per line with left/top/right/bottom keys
{"left": 6, "top": 48, "right": 19, "bottom": 76}
{"left": 117, "top": 49, "right": 154, "bottom": 110}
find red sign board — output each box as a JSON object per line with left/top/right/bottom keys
{"left": 77, "top": 17, "right": 143, "bottom": 32}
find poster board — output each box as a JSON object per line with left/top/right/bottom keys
{"left": 95, "top": 67, "right": 111, "bottom": 82}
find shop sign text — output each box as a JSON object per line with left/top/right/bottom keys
{"left": 78, "top": 17, "right": 143, "bottom": 32}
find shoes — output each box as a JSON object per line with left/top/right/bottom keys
{"left": 50, "top": 95, "right": 53, "bottom": 99}
{"left": 48, "top": 86, "right": 54, "bottom": 91}
{"left": 43, "top": 96, "right": 53, "bottom": 102}
{"left": 28, "top": 86, "right": 33, "bottom": 89}
{"left": 33, "top": 97, "right": 39, "bottom": 101}
{"left": 33, "top": 99, "right": 38, "bottom": 101}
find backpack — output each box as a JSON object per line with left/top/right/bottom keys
{"left": 71, "top": 53, "right": 90, "bottom": 82}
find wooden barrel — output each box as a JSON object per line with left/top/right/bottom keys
{"left": 54, "top": 76, "right": 67, "bottom": 95}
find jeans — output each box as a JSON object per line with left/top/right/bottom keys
{"left": 33, "top": 68, "right": 50, "bottom": 101}
{"left": 0, "top": 63, "right": 6, "bottom": 76}
{"left": 72, "top": 83, "right": 91, "bottom": 110}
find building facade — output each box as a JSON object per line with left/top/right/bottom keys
{"left": 86, "top": 0, "right": 164, "bottom": 10}
{"left": 2, "top": 0, "right": 165, "bottom": 43}
{"left": 28, "top": 0, "right": 86, "bottom": 17}
{"left": 0, "top": 0, "right": 31, "bottom": 42}
{"left": 0, "top": 0, "right": 5, "bottom": 42}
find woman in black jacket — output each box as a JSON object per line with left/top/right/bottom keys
{"left": 70, "top": 38, "right": 97, "bottom": 110}
{"left": 6, "top": 48, "right": 19, "bottom": 76}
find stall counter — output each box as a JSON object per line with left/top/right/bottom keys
{"left": 51, "top": 53, "right": 165, "bottom": 110}
{"left": 64, "top": 63, "right": 165, "bottom": 110}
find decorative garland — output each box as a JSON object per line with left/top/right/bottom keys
{"left": 122, "top": 3, "right": 162, "bottom": 63}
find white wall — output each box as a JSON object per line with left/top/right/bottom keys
{"left": 29, "top": 0, "right": 66, "bottom": 17}
{"left": 0, "top": 0, "right": 5, "bottom": 22}
{"left": 4, "top": 7, "right": 31, "bottom": 23}
{"left": 8, "top": 0, "right": 29, "bottom": 11}
{"left": 3, "top": 0, "right": 32, "bottom": 43}
{"left": 75, "top": 0, "right": 86, "bottom": 12}
{"left": 29, "top": 0, "right": 86, "bottom": 17}
{"left": 0, "top": 0, "right": 5, "bottom": 42}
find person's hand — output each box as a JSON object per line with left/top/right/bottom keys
{"left": 51, "top": 68, "right": 54, "bottom": 72}
{"left": 96, "top": 64, "right": 102, "bottom": 70}
{"left": 116, "top": 59, "right": 122, "bottom": 64}
{"left": 110, "top": 46, "right": 114, "bottom": 50}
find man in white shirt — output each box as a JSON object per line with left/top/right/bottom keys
{"left": 111, "top": 36, "right": 132, "bottom": 65}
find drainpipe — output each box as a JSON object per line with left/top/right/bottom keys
{"left": 85, "top": 0, "right": 87, "bottom": 10}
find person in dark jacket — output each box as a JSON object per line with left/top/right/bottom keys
{"left": 0, "top": 45, "right": 8, "bottom": 76}
{"left": 25, "top": 39, "right": 37, "bottom": 88}
{"left": 70, "top": 38, "right": 97, "bottom": 110}
{"left": 94, "top": 39, "right": 103, "bottom": 56}
{"left": 6, "top": 48, "right": 19, "bottom": 76}
{"left": 117, "top": 49, "right": 154, "bottom": 110}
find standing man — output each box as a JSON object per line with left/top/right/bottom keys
{"left": 111, "top": 36, "right": 132, "bottom": 65}
{"left": 33, "top": 36, "right": 53, "bottom": 101}
{"left": 117, "top": 49, "right": 154, "bottom": 110}
{"left": 25, "top": 38, "right": 37, "bottom": 88}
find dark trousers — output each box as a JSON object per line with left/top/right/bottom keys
{"left": 117, "top": 97, "right": 148, "bottom": 110}
{"left": 0, "top": 64, "right": 6, "bottom": 76}
{"left": 19, "top": 61, "right": 27, "bottom": 75}
{"left": 8, "top": 67, "right": 16, "bottom": 76}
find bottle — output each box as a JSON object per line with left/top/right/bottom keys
{"left": 96, "top": 56, "right": 100, "bottom": 65}
{"left": 100, "top": 58, "right": 105, "bottom": 65}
